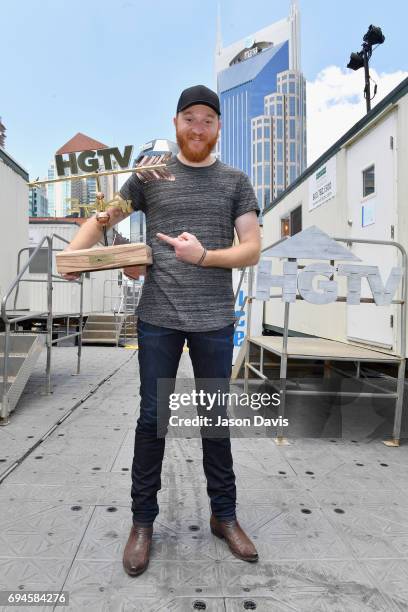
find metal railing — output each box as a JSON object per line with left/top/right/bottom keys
{"left": 118, "top": 280, "right": 142, "bottom": 345}
{"left": 1, "top": 234, "right": 84, "bottom": 421}
{"left": 102, "top": 278, "right": 122, "bottom": 313}
{"left": 244, "top": 235, "right": 407, "bottom": 445}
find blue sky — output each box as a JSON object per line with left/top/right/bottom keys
{"left": 2, "top": 0, "right": 407, "bottom": 179}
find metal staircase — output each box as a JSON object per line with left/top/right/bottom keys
{"left": 81, "top": 313, "right": 124, "bottom": 345}
{"left": 0, "top": 333, "right": 44, "bottom": 418}
{"left": 1, "top": 234, "right": 84, "bottom": 423}
{"left": 82, "top": 279, "right": 142, "bottom": 345}
{"left": 118, "top": 281, "right": 141, "bottom": 342}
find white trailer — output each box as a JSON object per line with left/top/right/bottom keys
{"left": 261, "top": 77, "right": 408, "bottom": 357}
{"left": 0, "top": 149, "right": 29, "bottom": 309}
{"left": 25, "top": 219, "right": 121, "bottom": 315}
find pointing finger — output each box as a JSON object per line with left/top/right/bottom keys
{"left": 156, "top": 232, "right": 178, "bottom": 247}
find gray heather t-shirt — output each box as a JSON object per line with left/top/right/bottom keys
{"left": 120, "top": 155, "right": 259, "bottom": 332}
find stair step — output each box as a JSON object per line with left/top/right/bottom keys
{"left": 86, "top": 315, "right": 123, "bottom": 323}
{"left": 82, "top": 330, "right": 117, "bottom": 339}
{"left": 0, "top": 334, "right": 44, "bottom": 416}
{"left": 84, "top": 323, "right": 122, "bottom": 330}
{"left": 82, "top": 338, "right": 118, "bottom": 345}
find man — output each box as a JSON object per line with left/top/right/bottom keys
{"left": 63, "top": 85, "right": 261, "bottom": 576}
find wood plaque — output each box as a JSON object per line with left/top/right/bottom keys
{"left": 56, "top": 243, "right": 152, "bottom": 274}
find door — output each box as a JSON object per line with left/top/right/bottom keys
{"left": 346, "top": 110, "right": 398, "bottom": 349}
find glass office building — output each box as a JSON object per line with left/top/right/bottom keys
{"left": 217, "top": 40, "right": 290, "bottom": 178}
{"left": 252, "top": 69, "right": 306, "bottom": 207}
{"left": 215, "top": 1, "right": 306, "bottom": 212}
{"left": 29, "top": 185, "right": 49, "bottom": 217}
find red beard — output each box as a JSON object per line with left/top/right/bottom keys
{"left": 176, "top": 128, "right": 219, "bottom": 163}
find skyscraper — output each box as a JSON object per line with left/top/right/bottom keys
{"left": 29, "top": 185, "right": 49, "bottom": 217}
{"left": 215, "top": 1, "right": 306, "bottom": 212}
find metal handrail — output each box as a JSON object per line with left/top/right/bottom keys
{"left": 103, "top": 278, "right": 122, "bottom": 313}
{"left": 119, "top": 280, "right": 142, "bottom": 344}
{"left": 245, "top": 234, "right": 408, "bottom": 444}
{"left": 13, "top": 245, "right": 72, "bottom": 310}
{"left": 258, "top": 235, "right": 407, "bottom": 358}
{"left": 1, "top": 233, "right": 84, "bottom": 421}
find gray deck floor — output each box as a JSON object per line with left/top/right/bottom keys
{"left": 0, "top": 346, "right": 407, "bottom": 611}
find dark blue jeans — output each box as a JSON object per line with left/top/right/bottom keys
{"left": 131, "top": 318, "right": 236, "bottom": 526}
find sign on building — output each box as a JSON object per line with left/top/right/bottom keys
{"left": 308, "top": 157, "right": 336, "bottom": 211}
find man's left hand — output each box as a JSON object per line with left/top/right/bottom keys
{"left": 156, "top": 231, "right": 204, "bottom": 265}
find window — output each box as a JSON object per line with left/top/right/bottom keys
{"left": 264, "top": 143, "right": 270, "bottom": 162}
{"left": 290, "top": 143, "right": 296, "bottom": 162}
{"left": 289, "top": 119, "right": 296, "bottom": 139}
{"left": 290, "top": 205, "right": 302, "bottom": 235}
{"left": 264, "top": 165, "right": 270, "bottom": 184}
{"left": 264, "top": 188, "right": 271, "bottom": 208}
{"left": 277, "top": 104, "right": 283, "bottom": 117}
{"left": 277, "top": 142, "right": 283, "bottom": 162}
{"left": 257, "top": 165, "right": 262, "bottom": 185}
{"left": 257, "top": 142, "right": 262, "bottom": 160}
{"left": 276, "top": 120, "right": 283, "bottom": 139}
{"left": 289, "top": 97, "right": 296, "bottom": 116}
{"left": 257, "top": 127, "right": 262, "bottom": 139}
{"left": 281, "top": 217, "right": 290, "bottom": 237}
{"left": 289, "top": 81, "right": 296, "bottom": 94}
{"left": 277, "top": 165, "right": 283, "bottom": 185}
{"left": 282, "top": 83, "right": 287, "bottom": 94}
{"left": 264, "top": 126, "right": 270, "bottom": 138}
{"left": 257, "top": 188, "right": 262, "bottom": 207}
{"left": 28, "top": 248, "right": 48, "bottom": 273}
{"left": 363, "top": 164, "right": 375, "bottom": 197}
{"left": 280, "top": 205, "right": 302, "bottom": 238}
{"left": 289, "top": 165, "right": 297, "bottom": 183}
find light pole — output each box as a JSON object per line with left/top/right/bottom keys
{"left": 347, "top": 25, "right": 385, "bottom": 113}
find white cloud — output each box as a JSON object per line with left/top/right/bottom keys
{"left": 306, "top": 66, "right": 408, "bottom": 165}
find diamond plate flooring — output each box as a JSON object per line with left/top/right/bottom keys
{"left": 0, "top": 346, "right": 407, "bottom": 611}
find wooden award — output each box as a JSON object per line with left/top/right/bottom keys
{"left": 56, "top": 243, "right": 152, "bottom": 274}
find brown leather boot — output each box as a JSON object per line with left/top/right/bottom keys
{"left": 210, "top": 515, "right": 258, "bottom": 562}
{"left": 123, "top": 523, "right": 153, "bottom": 576}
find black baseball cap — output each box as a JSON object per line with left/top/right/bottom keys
{"left": 176, "top": 85, "right": 221, "bottom": 116}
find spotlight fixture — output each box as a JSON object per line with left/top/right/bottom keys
{"left": 346, "top": 25, "right": 385, "bottom": 112}
{"left": 347, "top": 52, "right": 364, "bottom": 71}
{"left": 363, "top": 25, "right": 385, "bottom": 46}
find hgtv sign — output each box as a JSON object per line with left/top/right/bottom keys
{"left": 256, "top": 226, "right": 402, "bottom": 307}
